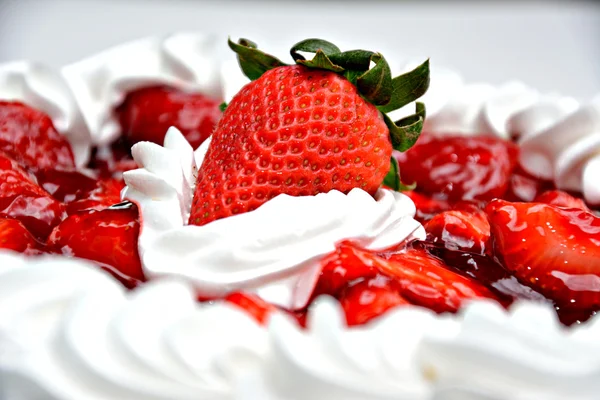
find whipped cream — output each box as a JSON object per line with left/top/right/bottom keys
{"left": 0, "top": 61, "right": 91, "bottom": 166}
{"left": 413, "top": 69, "right": 599, "bottom": 205}
{"left": 519, "top": 96, "right": 600, "bottom": 205}
{"left": 62, "top": 33, "right": 223, "bottom": 146}
{"left": 123, "top": 128, "right": 425, "bottom": 310}
{"left": 3, "top": 251, "right": 600, "bottom": 400}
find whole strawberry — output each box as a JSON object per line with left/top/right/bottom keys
{"left": 190, "top": 38, "right": 429, "bottom": 225}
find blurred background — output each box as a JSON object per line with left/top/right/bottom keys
{"left": 0, "top": 0, "right": 599, "bottom": 99}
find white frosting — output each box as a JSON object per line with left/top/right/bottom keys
{"left": 415, "top": 68, "right": 599, "bottom": 204}
{"left": 123, "top": 128, "right": 425, "bottom": 310}
{"left": 519, "top": 97, "right": 600, "bottom": 205}
{"left": 0, "top": 61, "right": 91, "bottom": 166}
{"left": 3, "top": 251, "right": 600, "bottom": 400}
{"left": 62, "top": 33, "right": 223, "bottom": 146}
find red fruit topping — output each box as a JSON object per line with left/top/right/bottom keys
{"left": 0, "top": 218, "right": 45, "bottom": 255}
{"left": 486, "top": 199, "right": 600, "bottom": 309}
{"left": 87, "top": 138, "right": 137, "bottom": 179}
{"left": 424, "top": 204, "right": 490, "bottom": 254}
{"left": 323, "top": 242, "right": 498, "bottom": 313}
{"left": 535, "top": 190, "right": 591, "bottom": 212}
{"left": 0, "top": 152, "right": 65, "bottom": 238}
{"left": 403, "top": 190, "right": 451, "bottom": 223}
{"left": 116, "top": 86, "right": 222, "bottom": 149}
{"left": 189, "top": 64, "right": 392, "bottom": 226}
{"left": 0, "top": 101, "right": 75, "bottom": 170}
{"left": 35, "top": 168, "right": 125, "bottom": 215}
{"left": 313, "top": 241, "right": 378, "bottom": 298}
{"left": 504, "top": 165, "right": 554, "bottom": 202}
{"left": 339, "top": 275, "right": 410, "bottom": 326}
{"left": 225, "top": 292, "right": 277, "bottom": 325}
{"left": 396, "top": 134, "right": 519, "bottom": 202}
{"left": 47, "top": 205, "right": 145, "bottom": 284}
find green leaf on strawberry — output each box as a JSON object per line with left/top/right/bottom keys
{"left": 385, "top": 101, "right": 426, "bottom": 152}
{"left": 227, "top": 38, "right": 287, "bottom": 81}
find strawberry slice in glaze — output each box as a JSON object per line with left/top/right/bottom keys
{"left": 0, "top": 101, "right": 75, "bottom": 170}
{"left": 116, "top": 86, "right": 222, "bottom": 149}
{"left": 339, "top": 275, "right": 410, "bottom": 326}
{"left": 534, "top": 190, "right": 591, "bottom": 212}
{"left": 0, "top": 218, "right": 45, "bottom": 255}
{"left": 35, "top": 168, "right": 125, "bottom": 215}
{"left": 424, "top": 202, "right": 491, "bottom": 254}
{"left": 0, "top": 152, "right": 65, "bottom": 239}
{"left": 47, "top": 204, "right": 144, "bottom": 286}
{"left": 486, "top": 199, "right": 600, "bottom": 309}
{"left": 396, "top": 134, "right": 519, "bottom": 202}
{"left": 318, "top": 241, "right": 499, "bottom": 314}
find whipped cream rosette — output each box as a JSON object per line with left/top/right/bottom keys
{"left": 3, "top": 252, "right": 600, "bottom": 400}
{"left": 62, "top": 33, "right": 222, "bottom": 146}
{"left": 123, "top": 128, "right": 426, "bottom": 310}
{"left": 0, "top": 61, "right": 91, "bottom": 166}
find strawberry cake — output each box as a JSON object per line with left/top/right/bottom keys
{"left": 1, "top": 33, "right": 600, "bottom": 400}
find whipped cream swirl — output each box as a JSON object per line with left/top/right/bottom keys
{"left": 413, "top": 68, "right": 599, "bottom": 205}
{"left": 62, "top": 33, "right": 222, "bottom": 146}
{"left": 519, "top": 96, "right": 600, "bottom": 205}
{"left": 123, "top": 128, "right": 425, "bottom": 310}
{"left": 0, "top": 61, "right": 91, "bottom": 166}
{"left": 3, "top": 251, "right": 600, "bottom": 400}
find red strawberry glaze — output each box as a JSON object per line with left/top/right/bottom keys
{"left": 424, "top": 202, "right": 491, "bottom": 254}
{"left": 396, "top": 133, "right": 519, "bottom": 202}
{"left": 0, "top": 101, "right": 75, "bottom": 170}
{"left": 339, "top": 275, "right": 410, "bottom": 326}
{"left": 486, "top": 199, "right": 600, "bottom": 310}
{"left": 47, "top": 204, "right": 145, "bottom": 286}
{"left": 535, "top": 190, "right": 591, "bottom": 212}
{"left": 35, "top": 168, "right": 125, "bottom": 215}
{"left": 116, "top": 86, "right": 222, "bottom": 149}
{"left": 0, "top": 152, "right": 66, "bottom": 239}
{"left": 87, "top": 138, "right": 138, "bottom": 179}
{"left": 0, "top": 218, "right": 46, "bottom": 255}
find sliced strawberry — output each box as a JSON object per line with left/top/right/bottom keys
{"left": 0, "top": 218, "right": 45, "bottom": 255}
{"left": 313, "top": 241, "right": 377, "bottom": 298}
{"left": 403, "top": 190, "right": 451, "bottom": 223}
{"left": 225, "top": 292, "right": 276, "bottom": 325}
{"left": 116, "top": 86, "right": 222, "bottom": 149}
{"left": 486, "top": 199, "right": 600, "bottom": 309}
{"left": 87, "top": 138, "right": 137, "bottom": 179}
{"left": 329, "top": 242, "right": 499, "bottom": 313}
{"left": 424, "top": 203, "right": 490, "bottom": 254}
{"left": 504, "top": 165, "right": 554, "bottom": 202}
{"left": 47, "top": 204, "right": 145, "bottom": 284}
{"left": 534, "top": 190, "right": 590, "bottom": 212}
{"left": 339, "top": 275, "right": 410, "bottom": 326}
{"left": 35, "top": 168, "right": 125, "bottom": 215}
{"left": 396, "top": 134, "right": 519, "bottom": 202}
{"left": 0, "top": 101, "right": 75, "bottom": 170}
{"left": 0, "top": 152, "right": 65, "bottom": 238}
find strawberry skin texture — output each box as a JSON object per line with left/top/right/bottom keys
{"left": 0, "top": 101, "right": 75, "bottom": 170}
{"left": 0, "top": 152, "right": 66, "bottom": 239}
{"left": 396, "top": 134, "right": 519, "bottom": 202}
{"left": 117, "top": 86, "right": 222, "bottom": 149}
{"left": 47, "top": 206, "right": 145, "bottom": 283}
{"left": 486, "top": 199, "right": 600, "bottom": 309}
{"left": 340, "top": 275, "right": 410, "bottom": 326}
{"left": 0, "top": 218, "right": 45, "bottom": 255}
{"left": 190, "top": 65, "right": 391, "bottom": 225}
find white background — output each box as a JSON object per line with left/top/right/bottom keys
{"left": 0, "top": 0, "right": 599, "bottom": 99}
